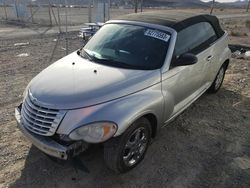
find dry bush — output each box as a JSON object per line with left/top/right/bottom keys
{"left": 231, "top": 31, "right": 242, "bottom": 36}
{"left": 246, "top": 20, "right": 250, "bottom": 29}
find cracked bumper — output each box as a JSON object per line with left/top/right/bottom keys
{"left": 15, "top": 104, "right": 88, "bottom": 160}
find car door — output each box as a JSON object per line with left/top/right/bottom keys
{"left": 198, "top": 22, "right": 220, "bottom": 86}
{"left": 161, "top": 22, "right": 218, "bottom": 123}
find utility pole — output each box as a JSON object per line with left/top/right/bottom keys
{"left": 247, "top": 0, "right": 250, "bottom": 12}
{"left": 210, "top": 0, "right": 215, "bottom": 15}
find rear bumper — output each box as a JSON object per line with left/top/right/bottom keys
{"left": 15, "top": 104, "right": 88, "bottom": 160}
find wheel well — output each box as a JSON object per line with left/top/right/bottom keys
{"left": 223, "top": 59, "right": 230, "bottom": 69}
{"left": 143, "top": 114, "right": 157, "bottom": 138}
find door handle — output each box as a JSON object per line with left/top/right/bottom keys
{"left": 206, "top": 55, "right": 213, "bottom": 62}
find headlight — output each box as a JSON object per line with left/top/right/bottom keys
{"left": 69, "top": 122, "right": 117, "bottom": 143}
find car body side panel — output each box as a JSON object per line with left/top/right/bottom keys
{"left": 161, "top": 32, "right": 231, "bottom": 124}
{"left": 203, "top": 33, "right": 231, "bottom": 84}
{"left": 56, "top": 83, "right": 165, "bottom": 136}
{"left": 161, "top": 55, "right": 205, "bottom": 122}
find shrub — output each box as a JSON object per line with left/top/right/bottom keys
{"left": 246, "top": 20, "right": 250, "bottom": 29}
{"left": 231, "top": 31, "right": 242, "bottom": 36}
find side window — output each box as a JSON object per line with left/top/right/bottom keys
{"left": 174, "top": 22, "right": 218, "bottom": 58}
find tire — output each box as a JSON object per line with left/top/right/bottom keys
{"left": 207, "top": 64, "right": 226, "bottom": 93}
{"left": 103, "top": 117, "right": 151, "bottom": 173}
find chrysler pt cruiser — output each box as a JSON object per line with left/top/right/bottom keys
{"left": 15, "top": 12, "right": 231, "bottom": 173}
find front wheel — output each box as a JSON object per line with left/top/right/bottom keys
{"left": 208, "top": 64, "right": 226, "bottom": 93}
{"left": 103, "top": 117, "right": 151, "bottom": 173}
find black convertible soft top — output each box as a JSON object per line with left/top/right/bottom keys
{"left": 116, "top": 11, "right": 225, "bottom": 38}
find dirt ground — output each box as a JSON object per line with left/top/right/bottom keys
{"left": 0, "top": 15, "right": 250, "bottom": 188}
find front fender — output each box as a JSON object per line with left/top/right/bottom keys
{"left": 56, "top": 83, "right": 164, "bottom": 137}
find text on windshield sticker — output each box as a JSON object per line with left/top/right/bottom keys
{"left": 144, "top": 29, "right": 170, "bottom": 42}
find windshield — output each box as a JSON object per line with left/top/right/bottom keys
{"left": 81, "top": 23, "right": 171, "bottom": 70}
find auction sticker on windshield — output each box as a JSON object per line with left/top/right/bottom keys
{"left": 144, "top": 29, "right": 170, "bottom": 42}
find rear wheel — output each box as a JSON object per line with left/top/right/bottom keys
{"left": 103, "top": 117, "right": 151, "bottom": 173}
{"left": 208, "top": 64, "right": 226, "bottom": 93}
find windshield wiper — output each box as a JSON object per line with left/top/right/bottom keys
{"left": 77, "top": 50, "right": 144, "bottom": 69}
{"left": 77, "top": 48, "right": 94, "bottom": 61}
{"left": 94, "top": 58, "right": 141, "bottom": 69}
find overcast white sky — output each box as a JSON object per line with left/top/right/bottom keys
{"left": 202, "top": 0, "right": 242, "bottom": 2}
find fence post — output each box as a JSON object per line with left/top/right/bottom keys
{"left": 48, "top": 5, "right": 52, "bottom": 25}
{"left": 50, "top": 4, "right": 60, "bottom": 31}
{"left": 29, "top": 4, "right": 34, "bottom": 23}
{"left": 247, "top": 0, "right": 250, "bottom": 12}
{"left": 88, "top": 0, "right": 92, "bottom": 22}
{"left": 135, "top": 0, "right": 138, "bottom": 13}
{"left": 210, "top": 0, "right": 215, "bottom": 15}
{"left": 3, "top": 1, "right": 8, "bottom": 20}
{"left": 140, "top": 0, "right": 143, "bottom": 12}
{"left": 57, "top": 5, "right": 61, "bottom": 32}
{"left": 14, "top": 0, "right": 19, "bottom": 19}
{"left": 107, "top": 0, "right": 110, "bottom": 20}
{"left": 64, "top": 0, "right": 69, "bottom": 55}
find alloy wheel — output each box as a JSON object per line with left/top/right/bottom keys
{"left": 122, "top": 127, "right": 148, "bottom": 167}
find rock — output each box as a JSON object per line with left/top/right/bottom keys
{"left": 244, "top": 51, "right": 250, "bottom": 60}
{"left": 234, "top": 156, "right": 250, "bottom": 170}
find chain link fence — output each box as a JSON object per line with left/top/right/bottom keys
{"left": 1, "top": 0, "right": 249, "bottom": 27}
{"left": 0, "top": 0, "right": 135, "bottom": 26}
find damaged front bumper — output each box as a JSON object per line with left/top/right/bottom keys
{"left": 15, "top": 104, "right": 88, "bottom": 160}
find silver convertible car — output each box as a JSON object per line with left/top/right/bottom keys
{"left": 15, "top": 12, "right": 231, "bottom": 173}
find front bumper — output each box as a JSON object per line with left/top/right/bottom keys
{"left": 15, "top": 104, "right": 88, "bottom": 160}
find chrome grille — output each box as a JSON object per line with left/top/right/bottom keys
{"left": 21, "top": 95, "right": 66, "bottom": 136}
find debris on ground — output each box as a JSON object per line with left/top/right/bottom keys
{"left": 232, "top": 50, "right": 243, "bottom": 59}
{"left": 244, "top": 51, "right": 250, "bottom": 60}
{"left": 17, "top": 53, "right": 29, "bottom": 57}
{"left": 229, "top": 45, "right": 250, "bottom": 59}
{"left": 14, "top": 42, "right": 29, "bottom": 46}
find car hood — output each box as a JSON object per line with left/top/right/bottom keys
{"left": 29, "top": 51, "right": 161, "bottom": 109}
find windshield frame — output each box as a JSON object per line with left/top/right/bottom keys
{"left": 83, "top": 20, "right": 177, "bottom": 72}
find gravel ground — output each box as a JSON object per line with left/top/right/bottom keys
{"left": 0, "top": 23, "right": 250, "bottom": 187}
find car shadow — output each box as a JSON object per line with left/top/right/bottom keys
{"left": 9, "top": 88, "right": 250, "bottom": 188}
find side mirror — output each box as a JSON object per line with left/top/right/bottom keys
{"left": 173, "top": 53, "right": 198, "bottom": 66}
